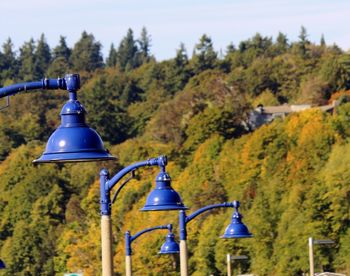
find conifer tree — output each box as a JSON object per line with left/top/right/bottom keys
{"left": 47, "top": 36, "right": 71, "bottom": 76}
{"left": 191, "top": 34, "right": 217, "bottom": 73}
{"left": 106, "top": 43, "right": 117, "bottom": 67}
{"left": 34, "top": 34, "right": 51, "bottom": 78}
{"left": 137, "top": 27, "right": 151, "bottom": 63}
{"left": 320, "top": 34, "right": 326, "bottom": 47}
{"left": 117, "top": 28, "right": 138, "bottom": 71}
{"left": 0, "top": 38, "right": 17, "bottom": 82}
{"left": 70, "top": 31, "right": 103, "bottom": 72}
{"left": 275, "top": 32, "right": 288, "bottom": 54}
{"left": 53, "top": 36, "right": 71, "bottom": 61}
{"left": 226, "top": 42, "right": 236, "bottom": 55}
{"left": 18, "top": 38, "right": 36, "bottom": 81}
{"left": 298, "top": 25, "right": 310, "bottom": 57}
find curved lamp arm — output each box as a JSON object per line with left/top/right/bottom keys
{"left": 179, "top": 201, "right": 236, "bottom": 240}
{"left": 0, "top": 78, "right": 67, "bottom": 98}
{"left": 125, "top": 224, "right": 171, "bottom": 256}
{"left": 100, "top": 155, "right": 167, "bottom": 215}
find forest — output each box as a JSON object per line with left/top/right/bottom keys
{"left": 0, "top": 26, "right": 349, "bottom": 275}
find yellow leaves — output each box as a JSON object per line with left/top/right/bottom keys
{"left": 285, "top": 109, "right": 323, "bottom": 140}
{"left": 65, "top": 222, "right": 101, "bottom": 276}
{"left": 298, "top": 110, "right": 325, "bottom": 145}
{"left": 192, "top": 134, "right": 223, "bottom": 163}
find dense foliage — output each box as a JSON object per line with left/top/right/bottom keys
{"left": 0, "top": 27, "right": 349, "bottom": 275}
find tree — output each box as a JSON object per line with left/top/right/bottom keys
{"left": 275, "top": 32, "right": 289, "bottom": 54}
{"left": 117, "top": 28, "right": 139, "bottom": 71}
{"left": 298, "top": 26, "right": 310, "bottom": 57}
{"left": 319, "top": 54, "right": 350, "bottom": 91}
{"left": 18, "top": 38, "right": 36, "bottom": 81}
{"left": 298, "top": 75, "right": 330, "bottom": 105}
{"left": 137, "top": 27, "right": 151, "bottom": 63}
{"left": 47, "top": 36, "right": 71, "bottom": 76}
{"left": 162, "top": 43, "right": 190, "bottom": 94}
{"left": 80, "top": 72, "right": 129, "bottom": 143}
{"left": 320, "top": 34, "right": 326, "bottom": 47}
{"left": 0, "top": 38, "right": 18, "bottom": 82}
{"left": 52, "top": 36, "right": 71, "bottom": 61}
{"left": 226, "top": 42, "right": 236, "bottom": 54}
{"left": 106, "top": 43, "right": 117, "bottom": 67}
{"left": 34, "top": 34, "right": 51, "bottom": 78}
{"left": 191, "top": 34, "right": 217, "bottom": 73}
{"left": 70, "top": 31, "right": 104, "bottom": 72}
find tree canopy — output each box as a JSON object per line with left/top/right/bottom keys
{"left": 0, "top": 27, "right": 349, "bottom": 275}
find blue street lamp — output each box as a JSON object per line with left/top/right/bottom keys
{"left": 0, "top": 74, "right": 115, "bottom": 163}
{"left": 0, "top": 259, "right": 5, "bottom": 269}
{"left": 178, "top": 201, "right": 252, "bottom": 276}
{"left": 100, "top": 155, "right": 187, "bottom": 276}
{"left": 0, "top": 74, "right": 115, "bottom": 271}
{"left": 124, "top": 224, "right": 179, "bottom": 276}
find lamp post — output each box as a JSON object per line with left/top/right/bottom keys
{"left": 226, "top": 254, "right": 248, "bottom": 276}
{"left": 308, "top": 237, "right": 335, "bottom": 276}
{"left": 100, "top": 155, "right": 187, "bottom": 276}
{"left": 125, "top": 224, "right": 179, "bottom": 276}
{"left": 0, "top": 73, "right": 115, "bottom": 163}
{"left": 0, "top": 74, "right": 115, "bottom": 270}
{"left": 179, "top": 201, "right": 252, "bottom": 276}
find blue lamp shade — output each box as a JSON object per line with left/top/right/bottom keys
{"left": 141, "top": 171, "right": 188, "bottom": 211}
{"left": 159, "top": 233, "right": 180, "bottom": 254}
{"left": 221, "top": 208, "right": 252, "bottom": 239}
{"left": 0, "top": 259, "right": 5, "bottom": 269}
{"left": 33, "top": 96, "right": 116, "bottom": 163}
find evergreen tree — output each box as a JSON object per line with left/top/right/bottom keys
{"left": 53, "top": 36, "right": 71, "bottom": 61}
{"left": 226, "top": 42, "right": 236, "bottom": 55}
{"left": 18, "top": 38, "right": 36, "bottom": 81}
{"left": 48, "top": 36, "right": 71, "bottom": 76}
{"left": 117, "top": 28, "right": 138, "bottom": 71}
{"left": 106, "top": 43, "right": 117, "bottom": 67}
{"left": 137, "top": 27, "right": 151, "bottom": 63}
{"left": 298, "top": 25, "right": 310, "bottom": 57}
{"left": 320, "top": 34, "right": 326, "bottom": 47}
{"left": 0, "top": 38, "right": 17, "bottom": 82}
{"left": 174, "top": 43, "right": 188, "bottom": 67}
{"left": 191, "top": 34, "right": 217, "bottom": 73}
{"left": 275, "top": 32, "right": 288, "bottom": 54}
{"left": 34, "top": 34, "right": 51, "bottom": 78}
{"left": 166, "top": 43, "right": 190, "bottom": 92}
{"left": 70, "top": 31, "right": 104, "bottom": 72}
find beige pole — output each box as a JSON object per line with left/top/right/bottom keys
{"left": 309, "top": 237, "right": 314, "bottom": 276}
{"left": 180, "top": 240, "right": 189, "bottom": 276}
{"left": 101, "top": 215, "right": 114, "bottom": 276}
{"left": 125, "top": 255, "right": 132, "bottom": 276}
{"left": 227, "top": 253, "right": 232, "bottom": 276}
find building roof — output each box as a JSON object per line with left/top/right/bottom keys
{"left": 255, "top": 102, "right": 338, "bottom": 115}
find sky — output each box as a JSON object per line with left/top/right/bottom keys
{"left": 0, "top": 0, "right": 349, "bottom": 61}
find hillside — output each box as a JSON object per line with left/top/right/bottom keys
{"left": 0, "top": 29, "right": 349, "bottom": 275}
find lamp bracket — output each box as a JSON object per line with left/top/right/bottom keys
{"left": 111, "top": 170, "right": 136, "bottom": 204}
{"left": 0, "top": 96, "right": 9, "bottom": 111}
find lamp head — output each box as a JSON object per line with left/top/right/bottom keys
{"left": 159, "top": 225, "right": 180, "bottom": 254}
{"left": 221, "top": 201, "right": 253, "bottom": 239}
{"left": 141, "top": 170, "right": 187, "bottom": 211}
{"left": 0, "top": 259, "right": 5, "bottom": 269}
{"left": 33, "top": 74, "right": 116, "bottom": 163}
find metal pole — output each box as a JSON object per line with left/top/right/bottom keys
{"left": 227, "top": 253, "right": 231, "bottom": 276}
{"left": 101, "top": 215, "right": 113, "bottom": 276}
{"left": 125, "top": 255, "right": 132, "bottom": 276}
{"left": 178, "top": 203, "right": 236, "bottom": 276}
{"left": 309, "top": 237, "right": 314, "bottom": 276}
{"left": 179, "top": 210, "right": 189, "bottom": 276}
{"left": 180, "top": 240, "right": 189, "bottom": 276}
